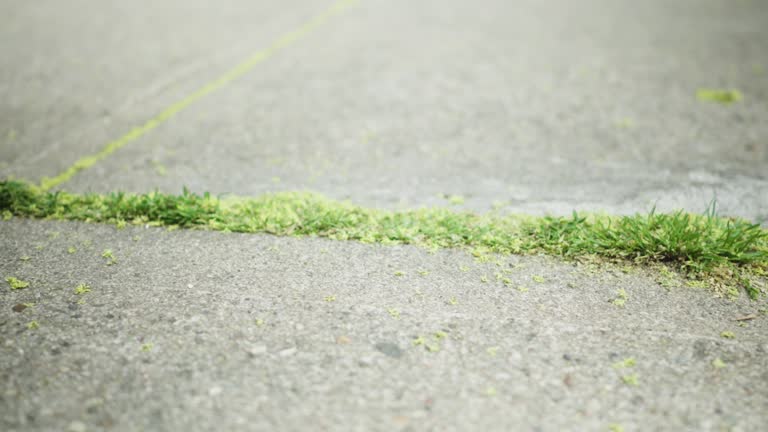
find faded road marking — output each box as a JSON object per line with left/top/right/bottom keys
{"left": 40, "top": 0, "right": 358, "bottom": 191}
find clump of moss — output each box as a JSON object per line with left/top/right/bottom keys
{"left": 6, "top": 276, "right": 30, "bottom": 290}
{"left": 621, "top": 374, "right": 639, "bottom": 386}
{"left": 697, "top": 88, "right": 743, "bottom": 104}
{"left": 611, "top": 289, "right": 628, "bottom": 307}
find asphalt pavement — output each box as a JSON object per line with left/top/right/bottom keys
{"left": 1, "top": 0, "right": 767, "bottom": 431}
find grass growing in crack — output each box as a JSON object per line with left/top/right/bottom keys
{"left": 1, "top": 180, "right": 766, "bottom": 298}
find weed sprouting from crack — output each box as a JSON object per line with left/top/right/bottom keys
{"left": 74, "top": 283, "right": 91, "bottom": 295}
{"left": 102, "top": 249, "right": 117, "bottom": 266}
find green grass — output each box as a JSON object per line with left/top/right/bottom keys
{"left": 1, "top": 180, "right": 766, "bottom": 297}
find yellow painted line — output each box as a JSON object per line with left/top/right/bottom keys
{"left": 40, "top": 0, "right": 359, "bottom": 191}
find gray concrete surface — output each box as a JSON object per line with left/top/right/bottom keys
{"left": 2, "top": 0, "right": 767, "bottom": 221}
{"left": 2, "top": 0, "right": 768, "bottom": 431}
{"left": 1, "top": 219, "right": 767, "bottom": 431}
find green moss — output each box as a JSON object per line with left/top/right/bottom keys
{"left": 27, "top": 320, "right": 39, "bottom": 330}
{"left": 532, "top": 275, "right": 545, "bottom": 283}
{"left": 1, "top": 180, "right": 766, "bottom": 298}
{"left": 151, "top": 160, "right": 167, "bottom": 177}
{"left": 441, "top": 194, "right": 465, "bottom": 205}
{"left": 712, "top": 357, "right": 726, "bottom": 369}
{"left": 697, "top": 88, "right": 743, "bottom": 104}
{"left": 658, "top": 265, "right": 682, "bottom": 288}
{"left": 621, "top": 374, "right": 639, "bottom": 386}
{"left": 6, "top": 276, "right": 30, "bottom": 290}
{"left": 720, "top": 331, "right": 736, "bottom": 339}
{"left": 323, "top": 295, "right": 336, "bottom": 302}
{"left": 612, "top": 357, "right": 636, "bottom": 369}
{"left": 611, "top": 289, "right": 628, "bottom": 308}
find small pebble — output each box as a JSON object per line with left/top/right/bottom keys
{"left": 67, "top": 420, "right": 87, "bottom": 432}
{"left": 247, "top": 345, "right": 267, "bottom": 357}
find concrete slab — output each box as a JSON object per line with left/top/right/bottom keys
{"left": 5, "top": 0, "right": 764, "bottom": 219}
{"left": 2, "top": 1, "right": 768, "bottom": 431}
{"left": 0, "top": 0, "right": 332, "bottom": 180}
{"left": 1, "top": 219, "right": 767, "bottom": 431}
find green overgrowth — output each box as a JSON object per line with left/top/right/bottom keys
{"left": 6, "top": 276, "right": 30, "bottom": 290}
{"left": 697, "top": 88, "right": 743, "bottom": 104}
{"left": 1, "top": 180, "right": 766, "bottom": 297}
